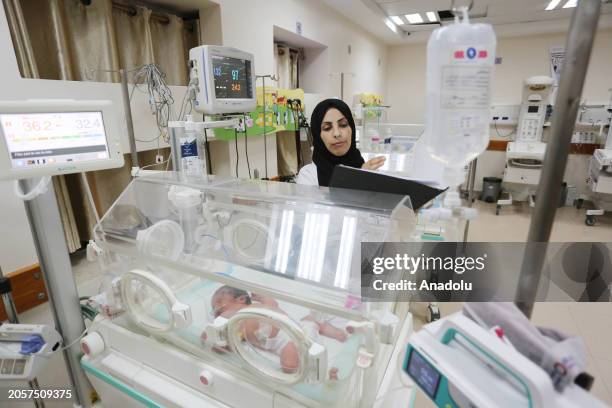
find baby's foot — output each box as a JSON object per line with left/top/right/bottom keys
{"left": 329, "top": 367, "right": 339, "bottom": 381}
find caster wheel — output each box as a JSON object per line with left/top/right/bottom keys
{"left": 495, "top": 205, "right": 501, "bottom": 216}
{"left": 427, "top": 305, "right": 441, "bottom": 322}
{"left": 585, "top": 216, "right": 596, "bottom": 226}
{"left": 575, "top": 199, "right": 584, "bottom": 210}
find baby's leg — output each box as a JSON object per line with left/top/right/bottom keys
{"left": 280, "top": 342, "right": 299, "bottom": 374}
{"left": 302, "top": 316, "right": 347, "bottom": 342}
{"left": 318, "top": 322, "right": 347, "bottom": 342}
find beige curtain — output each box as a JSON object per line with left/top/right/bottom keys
{"left": 150, "top": 14, "right": 187, "bottom": 86}
{"left": 113, "top": 6, "right": 154, "bottom": 70}
{"left": 6, "top": 0, "right": 198, "bottom": 251}
{"left": 274, "top": 44, "right": 301, "bottom": 176}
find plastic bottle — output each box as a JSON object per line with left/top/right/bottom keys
{"left": 425, "top": 8, "right": 496, "bottom": 187}
{"left": 180, "top": 115, "right": 203, "bottom": 177}
{"left": 168, "top": 186, "right": 202, "bottom": 254}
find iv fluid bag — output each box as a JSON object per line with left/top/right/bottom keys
{"left": 425, "top": 13, "right": 496, "bottom": 171}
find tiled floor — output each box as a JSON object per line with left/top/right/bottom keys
{"left": 4, "top": 200, "right": 612, "bottom": 407}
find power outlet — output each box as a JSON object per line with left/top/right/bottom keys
{"left": 156, "top": 154, "right": 164, "bottom": 164}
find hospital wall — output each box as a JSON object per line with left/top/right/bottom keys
{"left": 386, "top": 28, "right": 612, "bottom": 193}
{"left": 211, "top": 0, "right": 388, "bottom": 99}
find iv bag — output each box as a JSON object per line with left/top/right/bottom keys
{"left": 425, "top": 9, "right": 496, "bottom": 186}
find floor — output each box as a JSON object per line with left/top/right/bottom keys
{"left": 4, "top": 200, "right": 612, "bottom": 407}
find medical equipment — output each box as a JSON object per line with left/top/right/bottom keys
{"left": 0, "top": 324, "right": 62, "bottom": 381}
{"left": 80, "top": 174, "right": 417, "bottom": 407}
{"left": 190, "top": 45, "right": 257, "bottom": 115}
{"left": 421, "top": 7, "right": 496, "bottom": 233}
{"left": 405, "top": 312, "right": 608, "bottom": 408}
{"left": 585, "top": 136, "right": 612, "bottom": 225}
{"left": 171, "top": 115, "right": 206, "bottom": 177}
{"left": 497, "top": 76, "right": 554, "bottom": 212}
{"left": 0, "top": 99, "right": 125, "bottom": 407}
{"left": 425, "top": 8, "right": 496, "bottom": 188}
{"left": 0, "top": 99, "right": 123, "bottom": 180}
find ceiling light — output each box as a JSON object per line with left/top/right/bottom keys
{"left": 405, "top": 13, "right": 424, "bottom": 24}
{"left": 545, "top": 0, "right": 563, "bottom": 10}
{"left": 426, "top": 11, "right": 438, "bottom": 22}
{"left": 563, "top": 0, "right": 577, "bottom": 8}
{"left": 385, "top": 18, "right": 397, "bottom": 33}
{"left": 390, "top": 15, "right": 404, "bottom": 25}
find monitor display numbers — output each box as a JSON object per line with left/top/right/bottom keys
{"left": 406, "top": 349, "right": 441, "bottom": 399}
{"left": 211, "top": 55, "right": 253, "bottom": 100}
{"left": 1, "top": 111, "right": 109, "bottom": 169}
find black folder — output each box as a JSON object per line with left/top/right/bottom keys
{"left": 329, "top": 165, "right": 446, "bottom": 210}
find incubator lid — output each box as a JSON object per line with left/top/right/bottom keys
{"left": 95, "top": 172, "right": 415, "bottom": 315}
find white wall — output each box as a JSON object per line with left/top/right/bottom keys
{"left": 386, "top": 29, "right": 612, "bottom": 192}
{"left": 214, "top": 0, "right": 388, "bottom": 100}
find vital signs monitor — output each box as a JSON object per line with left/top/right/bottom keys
{"left": 189, "top": 45, "right": 257, "bottom": 114}
{"left": 0, "top": 100, "right": 124, "bottom": 180}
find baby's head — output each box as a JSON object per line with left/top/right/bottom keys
{"left": 211, "top": 285, "right": 252, "bottom": 318}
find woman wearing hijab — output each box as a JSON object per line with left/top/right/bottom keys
{"left": 296, "top": 98, "right": 385, "bottom": 186}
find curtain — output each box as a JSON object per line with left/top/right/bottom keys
{"left": 274, "top": 44, "right": 301, "bottom": 176}
{"left": 112, "top": 6, "right": 154, "bottom": 71}
{"left": 6, "top": 0, "right": 198, "bottom": 251}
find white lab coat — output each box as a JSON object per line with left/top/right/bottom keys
{"left": 295, "top": 163, "right": 318, "bottom": 186}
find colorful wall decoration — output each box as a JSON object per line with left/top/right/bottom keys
{"left": 212, "top": 87, "right": 305, "bottom": 140}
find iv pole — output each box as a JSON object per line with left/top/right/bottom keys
{"left": 515, "top": 0, "right": 602, "bottom": 318}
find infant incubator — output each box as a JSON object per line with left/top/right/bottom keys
{"left": 80, "top": 173, "right": 416, "bottom": 407}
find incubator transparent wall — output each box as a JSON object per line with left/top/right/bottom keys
{"left": 359, "top": 106, "right": 425, "bottom": 176}
{"left": 93, "top": 172, "right": 415, "bottom": 407}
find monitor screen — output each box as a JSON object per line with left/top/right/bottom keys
{"left": 406, "top": 349, "right": 441, "bottom": 399}
{"left": 211, "top": 55, "right": 253, "bottom": 99}
{"left": 0, "top": 111, "right": 109, "bottom": 169}
{"left": 527, "top": 105, "right": 539, "bottom": 113}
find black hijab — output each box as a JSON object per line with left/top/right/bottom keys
{"left": 310, "top": 99, "right": 364, "bottom": 186}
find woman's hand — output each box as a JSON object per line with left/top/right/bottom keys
{"left": 362, "top": 156, "right": 386, "bottom": 171}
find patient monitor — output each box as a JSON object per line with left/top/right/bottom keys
{"left": 189, "top": 45, "right": 257, "bottom": 115}
{"left": 0, "top": 99, "right": 124, "bottom": 180}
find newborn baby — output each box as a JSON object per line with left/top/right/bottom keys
{"left": 209, "top": 285, "right": 347, "bottom": 378}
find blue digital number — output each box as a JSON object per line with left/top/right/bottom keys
{"left": 213, "top": 67, "right": 222, "bottom": 77}
{"left": 231, "top": 69, "right": 239, "bottom": 80}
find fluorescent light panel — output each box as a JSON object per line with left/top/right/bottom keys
{"left": 274, "top": 210, "right": 294, "bottom": 274}
{"left": 426, "top": 11, "right": 437, "bottom": 22}
{"left": 405, "top": 13, "right": 424, "bottom": 24}
{"left": 563, "top": 0, "right": 577, "bottom": 8}
{"left": 334, "top": 216, "right": 357, "bottom": 289}
{"left": 390, "top": 15, "right": 404, "bottom": 25}
{"left": 385, "top": 18, "right": 397, "bottom": 33}
{"left": 545, "top": 0, "right": 563, "bottom": 10}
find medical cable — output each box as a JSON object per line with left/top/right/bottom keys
{"left": 202, "top": 114, "right": 213, "bottom": 174}
{"left": 242, "top": 115, "right": 252, "bottom": 178}
{"left": 493, "top": 120, "right": 516, "bottom": 138}
{"left": 35, "top": 328, "right": 89, "bottom": 360}
{"left": 13, "top": 176, "right": 52, "bottom": 201}
{"left": 130, "top": 64, "right": 175, "bottom": 144}
{"left": 234, "top": 128, "right": 240, "bottom": 177}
